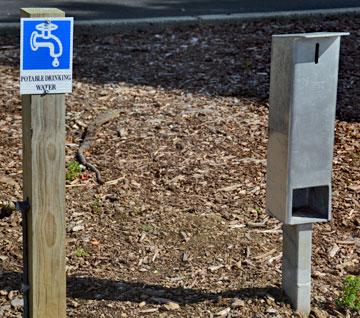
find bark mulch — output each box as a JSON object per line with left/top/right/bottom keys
{"left": 0, "top": 13, "right": 359, "bottom": 318}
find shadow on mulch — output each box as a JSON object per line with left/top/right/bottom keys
{"left": 1, "top": 271, "right": 286, "bottom": 305}
{"left": 67, "top": 277, "right": 285, "bottom": 305}
{"left": 0, "top": 14, "right": 359, "bottom": 121}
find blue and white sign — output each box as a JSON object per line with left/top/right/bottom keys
{"left": 20, "top": 17, "right": 73, "bottom": 95}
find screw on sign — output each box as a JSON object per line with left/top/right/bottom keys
{"left": 20, "top": 8, "right": 73, "bottom": 318}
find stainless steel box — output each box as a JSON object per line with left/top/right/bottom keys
{"left": 266, "top": 32, "right": 348, "bottom": 225}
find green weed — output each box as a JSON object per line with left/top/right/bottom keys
{"left": 141, "top": 224, "right": 154, "bottom": 233}
{"left": 66, "top": 160, "right": 81, "bottom": 181}
{"left": 337, "top": 275, "right": 360, "bottom": 311}
{"left": 75, "top": 247, "right": 90, "bottom": 257}
{"left": 91, "top": 198, "right": 102, "bottom": 214}
{"left": 243, "top": 58, "right": 252, "bottom": 72}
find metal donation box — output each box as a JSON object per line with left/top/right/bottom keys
{"left": 266, "top": 32, "right": 348, "bottom": 225}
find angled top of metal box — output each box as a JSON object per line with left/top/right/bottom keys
{"left": 272, "top": 32, "right": 349, "bottom": 39}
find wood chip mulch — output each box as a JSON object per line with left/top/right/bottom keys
{"left": 0, "top": 13, "right": 359, "bottom": 318}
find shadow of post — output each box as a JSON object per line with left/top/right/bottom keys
{"left": 0, "top": 271, "right": 286, "bottom": 305}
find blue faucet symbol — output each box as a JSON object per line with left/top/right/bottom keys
{"left": 30, "top": 21, "right": 63, "bottom": 67}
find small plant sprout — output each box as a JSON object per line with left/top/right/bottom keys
{"left": 141, "top": 224, "right": 154, "bottom": 233}
{"left": 91, "top": 198, "right": 102, "bottom": 213}
{"left": 66, "top": 160, "right": 82, "bottom": 181}
{"left": 337, "top": 275, "right": 360, "bottom": 311}
{"left": 243, "top": 57, "right": 252, "bottom": 72}
{"left": 75, "top": 247, "right": 90, "bottom": 258}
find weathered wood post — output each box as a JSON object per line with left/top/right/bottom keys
{"left": 20, "top": 8, "right": 72, "bottom": 318}
{"left": 266, "top": 32, "right": 348, "bottom": 315}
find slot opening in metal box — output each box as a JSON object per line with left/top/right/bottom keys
{"left": 292, "top": 185, "right": 329, "bottom": 221}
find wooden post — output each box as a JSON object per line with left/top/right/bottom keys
{"left": 20, "top": 8, "right": 66, "bottom": 318}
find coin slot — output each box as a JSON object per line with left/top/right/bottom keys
{"left": 315, "top": 43, "right": 320, "bottom": 64}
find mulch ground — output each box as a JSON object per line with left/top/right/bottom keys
{"left": 0, "top": 13, "right": 359, "bottom": 318}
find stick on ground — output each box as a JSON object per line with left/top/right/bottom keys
{"left": 77, "top": 109, "right": 121, "bottom": 184}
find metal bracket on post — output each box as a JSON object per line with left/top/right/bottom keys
{"left": 17, "top": 199, "right": 30, "bottom": 318}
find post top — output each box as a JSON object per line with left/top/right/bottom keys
{"left": 272, "top": 32, "right": 349, "bottom": 39}
{"left": 20, "top": 8, "right": 65, "bottom": 18}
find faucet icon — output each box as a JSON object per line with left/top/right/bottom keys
{"left": 30, "top": 21, "right": 63, "bottom": 67}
